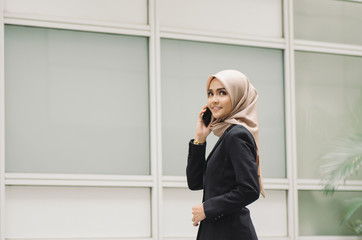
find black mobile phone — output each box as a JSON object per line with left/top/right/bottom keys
{"left": 202, "top": 107, "right": 212, "bottom": 127}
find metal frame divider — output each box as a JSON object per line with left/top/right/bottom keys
{"left": 284, "top": 0, "right": 299, "bottom": 240}
{"left": 0, "top": 0, "right": 5, "bottom": 239}
{"left": 4, "top": 16, "right": 150, "bottom": 37}
{"left": 294, "top": 40, "right": 362, "bottom": 57}
{"left": 149, "top": 0, "right": 158, "bottom": 239}
{"left": 149, "top": 0, "right": 163, "bottom": 239}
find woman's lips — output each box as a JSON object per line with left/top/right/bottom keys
{"left": 212, "top": 106, "right": 222, "bottom": 112}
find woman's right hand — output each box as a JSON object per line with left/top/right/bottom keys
{"left": 194, "top": 105, "right": 212, "bottom": 142}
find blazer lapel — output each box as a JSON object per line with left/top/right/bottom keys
{"left": 206, "top": 124, "right": 236, "bottom": 162}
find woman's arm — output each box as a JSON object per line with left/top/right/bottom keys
{"left": 203, "top": 129, "right": 260, "bottom": 220}
{"left": 187, "top": 105, "right": 211, "bottom": 190}
{"left": 186, "top": 140, "right": 206, "bottom": 190}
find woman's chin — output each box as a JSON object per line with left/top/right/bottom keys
{"left": 213, "top": 113, "right": 224, "bottom": 119}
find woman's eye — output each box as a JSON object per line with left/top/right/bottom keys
{"left": 220, "top": 91, "right": 227, "bottom": 95}
{"left": 207, "top": 92, "right": 213, "bottom": 97}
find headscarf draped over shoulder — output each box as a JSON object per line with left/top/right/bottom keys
{"left": 206, "top": 69, "right": 265, "bottom": 197}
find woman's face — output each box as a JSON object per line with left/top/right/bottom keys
{"left": 207, "top": 78, "right": 232, "bottom": 119}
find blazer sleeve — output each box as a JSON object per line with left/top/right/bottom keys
{"left": 186, "top": 139, "right": 206, "bottom": 190}
{"left": 203, "top": 131, "right": 260, "bottom": 219}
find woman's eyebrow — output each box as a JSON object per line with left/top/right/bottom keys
{"left": 208, "top": 88, "right": 226, "bottom": 91}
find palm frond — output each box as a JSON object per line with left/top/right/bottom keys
{"left": 318, "top": 133, "right": 362, "bottom": 194}
{"left": 340, "top": 197, "right": 362, "bottom": 223}
{"left": 347, "top": 219, "right": 362, "bottom": 235}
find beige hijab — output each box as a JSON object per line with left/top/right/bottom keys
{"left": 206, "top": 69, "right": 265, "bottom": 197}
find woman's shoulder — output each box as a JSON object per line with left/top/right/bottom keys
{"left": 224, "top": 124, "right": 256, "bottom": 147}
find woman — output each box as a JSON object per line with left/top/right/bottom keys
{"left": 186, "top": 69, "right": 265, "bottom": 240}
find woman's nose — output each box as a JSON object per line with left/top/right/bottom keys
{"left": 212, "top": 95, "right": 219, "bottom": 103}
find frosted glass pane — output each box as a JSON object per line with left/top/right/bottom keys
{"left": 163, "top": 189, "right": 287, "bottom": 237}
{"left": 294, "top": 0, "right": 362, "bottom": 45}
{"left": 161, "top": 39, "right": 285, "bottom": 178}
{"left": 247, "top": 190, "right": 287, "bottom": 236}
{"left": 299, "top": 190, "right": 362, "bottom": 236}
{"left": 163, "top": 188, "right": 202, "bottom": 237}
{"left": 160, "top": 0, "right": 282, "bottom": 38}
{"left": 5, "top": 25, "right": 150, "bottom": 175}
{"left": 295, "top": 51, "right": 362, "bottom": 179}
{"left": 6, "top": 186, "right": 151, "bottom": 238}
{"left": 5, "top": 0, "right": 148, "bottom": 25}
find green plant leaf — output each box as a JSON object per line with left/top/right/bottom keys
{"left": 318, "top": 133, "right": 362, "bottom": 194}
{"left": 340, "top": 197, "right": 362, "bottom": 223}
{"left": 347, "top": 219, "right": 362, "bottom": 235}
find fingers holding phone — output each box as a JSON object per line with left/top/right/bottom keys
{"left": 202, "top": 107, "right": 212, "bottom": 127}
{"left": 195, "top": 105, "right": 212, "bottom": 142}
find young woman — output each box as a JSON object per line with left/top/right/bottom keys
{"left": 186, "top": 69, "right": 264, "bottom": 240}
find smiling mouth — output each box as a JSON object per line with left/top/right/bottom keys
{"left": 212, "top": 106, "right": 222, "bottom": 111}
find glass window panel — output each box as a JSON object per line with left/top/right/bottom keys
{"left": 248, "top": 190, "right": 288, "bottom": 237}
{"left": 163, "top": 188, "right": 202, "bottom": 238}
{"left": 163, "top": 188, "right": 287, "bottom": 238}
{"left": 295, "top": 51, "right": 362, "bottom": 179}
{"left": 5, "top": 25, "right": 150, "bottom": 175}
{"left": 299, "top": 190, "right": 362, "bottom": 236}
{"left": 294, "top": 0, "right": 362, "bottom": 45}
{"left": 6, "top": 186, "right": 151, "bottom": 237}
{"left": 161, "top": 39, "right": 285, "bottom": 178}
{"left": 160, "top": 0, "right": 282, "bottom": 38}
{"left": 5, "top": 0, "right": 148, "bottom": 25}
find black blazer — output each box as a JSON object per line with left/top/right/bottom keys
{"left": 187, "top": 124, "right": 260, "bottom": 240}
